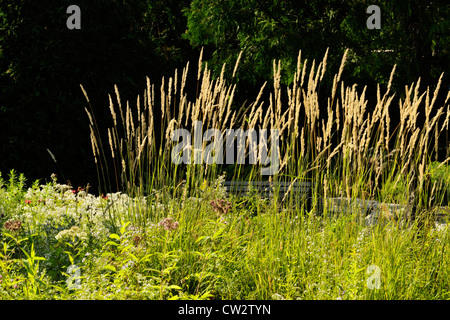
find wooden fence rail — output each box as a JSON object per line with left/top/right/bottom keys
{"left": 221, "top": 180, "right": 316, "bottom": 212}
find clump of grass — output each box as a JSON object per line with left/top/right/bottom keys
{"left": 83, "top": 48, "right": 449, "bottom": 226}
{"left": 1, "top": 49, "right": 449, "bottom": 300}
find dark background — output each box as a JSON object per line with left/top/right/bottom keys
{"left": 0, "top": 0, "right": 448, "bottom": 194}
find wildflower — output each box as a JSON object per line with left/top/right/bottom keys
{"left": 121, "top": 260, "right": 136, "bottom": 270}
{"left": 24, "top": 199, "right": 32, "bottom": 204}
{"left": 210, "top": 199, "right": 232, "bottom": 215}
{"left": 3, "top": 220, "right": 22, "bottom": 232}
{"left": 158, "top": 217, "right": 179, "bottom": 231}
{"left": 271, "top": 293, "right": 285, "bottom": 300}
{"left": 200, "top": 180, "right": 208, "bottom": 191}
{"left": 55, "top": 225, "right": 88, "bottom": 242}
{"left": 132, "top": 235, "right": 143, "bottom": 246}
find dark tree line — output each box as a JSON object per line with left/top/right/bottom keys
{"left": 0, "top": 0, "right": 448, "bottom": 193}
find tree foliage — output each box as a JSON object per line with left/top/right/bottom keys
{"left": 184, "top": 0, "right": 449, "bottom": 99}
{"left": 185, "top": 0, "right": 351, "bottom": 87}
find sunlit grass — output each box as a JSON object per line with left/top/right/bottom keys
{"left": 1, "top": 49, "right": 449, "bottom": 299}
{"left": 0, "top": 171, "right": 449, "bottom": 299}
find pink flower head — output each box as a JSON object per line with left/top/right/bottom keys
{"left": 210, "top": 199, "right": 232, "bottom": 215}
{"left": 158, "top": 217, "right": 179, "bottom": 231}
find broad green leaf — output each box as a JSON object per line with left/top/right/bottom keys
{"left": 101, "top": 251, "right": 114, "bottom": 257}
{"left": 127, "top": 253, "right": 138, "bottom": 262}
{"left": 120, "top": 245, "right": 133, "bottom": 254}
{"left": 168, "top": 285, "right": 182, "bottom": 290}
{"left": 103, "top": 264, "right": 117, "bottom": 272}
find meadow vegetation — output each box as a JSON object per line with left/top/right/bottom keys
{"left": 1, "top": 50, "right": 449, "bottom": 299}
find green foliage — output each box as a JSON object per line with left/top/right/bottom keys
{"left": 0, "top": 0, "right": 449, "bottom": 300}
{"left": 428, "top": 161, "right": 450, "bottom": 205}
{"left": 0, "top": 232, "right": 57, "bottom": 299}
{"left": 0, "top": 170, "right": 28, "bottom": 221}
{"left": 184, "top": 0, "right": 449, "bottom": 106}
{"left": 185, "top": 0, "right": 348, "bottom": 86}
{"left": 0, "top": 172, "right": 449, "bottom": 299}
{"left": 429, "top": 161, "right": 450, "bottom": 184}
